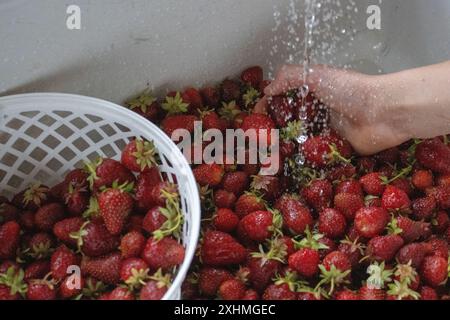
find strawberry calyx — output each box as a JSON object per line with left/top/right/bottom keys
{"left": 70, "top": 221, "right": 90, "bottom": 254}
{"left": 162, "top": 92, "right": 189, "bottom": 115}
{"left": 274, "top": 271, "right": 306, "bottom": 292}
{"left": 152, "top": 189, "right": 183, "bottom": 241}
{"left": 251, "top": 237, "right": 288, "bottom": 264}
{"left": 125, "top": 267, "right": 150, "bottom": 290}
{"left": 28, "top": 242, "right": 54, "bottom": 260}
{"left": 315, "top": 264, "right": 351, "bottom": 296}
{"left": 386, "top": 215, "right": 403, "bottom": 235}
{"left": 293, "top": 227, "right": 329, "bottom": 251}
{"left": 387, "top": 279, "right": 420, "bottom": 300}
{"left": 84, "top": 158, "right": 102, "bottom": 190}
{"left": 0, "top": 267, "right": 28, "bottom": 297}
{"left": 77, "top": 277, "right": 107, "bottom": 300}
{"left": 366, "top": 261, "right": 393, "bottom": 290}
{"left": 394, "top": 261, "right": 418, "bottom": 286}
{"left": 218, "top": 101, "right": 240, "bottom": 121}
{"left": 297, "top": 285, "right": 329, "bottom": 300}
{"left": 327, "top": 143, "right": 352, "bottom": 165}
{"left": 380, "top": 165, "right": 413, "bottom": 185}
{"left": 132, "top": 138, "right": 158, "bottom": 172}
{"left": 82, "top": 196, "right": 100, "bottom": 219}
{"left": 23, "top": 183, "right": 48, "bottom": 207}
{"left": 149, "top": 269, "right": 172, "bottom": 289}
{"left": 281, "top": 120, "right": 304, "bottom": 142}
{"left": 100, "top": 180, "right": 135, "bottom": 194}
{"left": 236, "top": 267, "right": 250, "bottom": 285}
{"left": 340, "top": 236, "right": 366, "bottom": 256}
{"left": 126, "top": 90, "right": 157, "bottom": 113}
{"left": 287, "top": 160, "right": 321, "bottom": 187}
{"left": 243, "top": 87, "right": 260, "bottom": 109}
{"left": 268, "top": 209, "right": 284, "bottom": 237}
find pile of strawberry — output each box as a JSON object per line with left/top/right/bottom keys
{"left": 126, "top": 65, "right": 449, "bottom": 300}
{"left": 0, "top": 138, "right": 185, "bottom": 300}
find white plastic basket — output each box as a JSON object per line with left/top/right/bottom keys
{"left": 0, "top": 93, "right": 200, "bottom": 300}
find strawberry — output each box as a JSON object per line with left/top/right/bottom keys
{"left": 98, "top": 182, "right": 134, "bottom": 235}
{"left": 213, "top": 208, "right": 239, "bottom": 233}
{"left": 121, "top": 139, "right": 158, "bottom": 173}
{"left": 0, "top": 261, "right": 19, "bottom": 274}
{"left": 12, "top": 183, "right": 49, "bottom": 211}
{"left": 200, "top": 231, "right": 247, "bottom": 266}
{"left": 376, "top": 147, "right": 399, "bottom": 164}
{"left": 193, "top": 163, "right": 224, "bottom": 187}
{"left": 426, "top": 185, "right": 450, "bottom": 209}
{"left": 64, "top": 185, "right": 89, "bottom": 216}
{"left": 396, "top": 242, "right": 433, "bottom": 268}
{"left": 19, "top": 211, "right": 35, "bottom": 231}
{"left": 134, "top": 168, "right": 163, "bottom": 211}
{"left": 335, "top": 289, "right": 360, "bottom": 300}
{"left": 420, "top": 286, "right": 438, "bottom": 300}
{"left": 109, "top": 286, "right": 135, "bottom": 300}
{"left": 0, "top": 221, "right": 20, "bottom": 259}
{"left": 262, "top": 283, "right": 297, "bottom": 300}
{"left": 235, "top": 192, "right": 266, "bottom": 218}
{"left": 238, "top": 210, "right": 280, "bottom": 243}
{"left": 318, "top": 208, "right": 347, "bottom": 239}
{"left": 64, "top": 168, "right": 89, "bottom": 190}
{"left": 27, "top": 232, "right": 54, "bottom": 259}
{"left": 219, "top": 279, "right": 246, "bottom": 300}
{"left": 359, "top": 284, "right": 386, "bottom": 300}
{"left": 247, "top": 257, "right": 282, "bottom": 293}
{"left": 412, "top": 170, "right": 434, "bottom": 190}
{"left": 126, "top": 91, "right": 162, "bottom": 123}
{"left": 437, "top": 173, "right": 450, "bottom": 187}
{"left": 366, "top": 235, "right": 404, "bottom": 262}
{"left": 162, "top": 91, "right": 190, "bottom": 114}
{"left": 250, "top": 175, "right": 280, "bottom": 201}
{"left": 24, "top": 261, "right": 50, "bottom": 280}
{"left": 120, "top": 258, "right": 149, "bottom": 288}
{"left": 360, "top": 172, "right": 385, "bottom": 196}
{"left": 141, "top": 237, "right": 185, "bottom": 270}
{"left": 241, "top": 113, "right": 276, "bottom": 145}
{"left": 26, "top": 280, "right": 56, "bottom": 300}
{"left": 0, "top": 203, "right": 19, "bottom": 223}
{"left": 221, "top": 79, "right": 241, "bottom": 103}
{"left": 420, "top": 255, "right": 448, "bottom": 287}
{"left": 302, "top": 136, "right": 350, "bottom": 168}
{"left": 267, "top": 95, "right": 296, "bottom": 127}
{"left": 182, "top": 88, "right": 204, "bottom": 112}
{"left": 0, "top": 268, "right": 27, "bottom": 300}
{"left": 222, "top": 171, "right": 249, "bottom": 196}
{"left": 427, "top": 237, "right": 449, "bottom": 260}
{"left": 323, "top": 251, "right": 351, "bottom": 272}
{"left": 241, "top": 66, "right": 263, "bottom": 88}
{"left": 301, "top": 179, "right": 333, "bottom": 212}
{"left": 333, "top": 193, "right": 364, "bottom": 220}
{"left": 411, "top": 196, "right": 436, "bottom": 220}
{"left": 354, "top": 207, "right": 390, "bottom": 238}
{"left": 335, "top": 179, "right": 363, "bottom": 196}
{"left": 51, "top": 245, "right": 79, "bottom": 281}
{"left": 357, "top": 157, "right": 376, "bottom": 174}
{"left": 71, "top": 221, "right": 119, "bottom": 257}
{"left": 213, "top": 189, "right": 236, "bottom": 209}
{"left": 288, "top": 248, "right": 320, "bottom": 278}
{"left": 53, "top": 217, "right": 85, "bottom": 247}
{"left": 142, "top": 206, "right": 164, "bottom": 234}
{"left": 81, "top": 252, "right": 121, "bottom": 284}
{"left": 242, "top": 289, "right": 259, "bottom": 300}
{"left": 200, "top": 110, "right": 228, "bottom": 132}
{"left": 161, "top": 114, "right": 199, "bottom": 137}
{"left": 434, "top": 210, "right": 449, "bottom": 233}
{"left": 381, "top": 185, "right": 411, "bottom": 212}
{"left": 198, "top": 267, "right": 234, "bottom": 296}
{"left": 59, "top": 275, "right": 85, "bottom": 299}
{"left": 396, "top": 216, "right": 431, "bottom": 243}
{"left": 139, "top": 269, "right": 171, "bottom": 300}
{"left": 415, "top": 138, "right": 450, "bottom": 174}
{"left": 120, "top": 231, "right": 146, "bottom": 259}
{"left": 275, "top": 194, "right": 313, "bottom": 235}
{"left": 200, "top": 87, "right": 220, "bottom": 108}
{"left": 34, "top": 203, "right": 65, "bottom": 231}
{"left": 85, "top": 158, "right": 135, "bottom": 192}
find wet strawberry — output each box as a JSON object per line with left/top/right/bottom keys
{"left": 26, "top": 280, "right": 56, "bottom": 300}
{"left": 412, "top": 196, "right": 436, "bottom": 220}
{"left": 360, "top": 172, "right": 385, "bottom": 196}
{"left": 237, "top": 210, "right": 279, "bottom": 243}
{"left": 121, "top": 139, "right": 158, "bottom": 173}
{"left": 396, "top": 242, "right": 433, "bottom": 268}
{"left": 334, "top": 193, "right": 364, "bottom": 221}
{"left": 53, "top": 217, "right": 85, "bottom": 247}
{"left": 213, "top": 208, "right": 239, "bottom": 233}
{"left": 59, "top": 275, "right": 85, "bottom": 299}
{"left": 51, "top": 245, "right": 79, "bottom": 281}
{"left": 24, "top": 261, "right": 50, "bottom": 281}
{"left": 420, "top": 255, "right": 448, "bottom": 287}
{"left": 275, "top": 194, "right": 313, "bottom": 235}
{"left": 71, "top": 221, "right": 119, "bottom": 257}
{"left": 263, "top": 283, "right": 297, "bottom": 300}
{"left": 213, "top": 189, "right": 236, "bottom": 209}
{"left": 396, "top": 216, "right": 431, "bottom": 243}
{"left": 193, "top": 163, "right": 224, "bottom": 187}
{"left": 34, "top": 203, "right": 65, "bottom": 231}
{"left": 250, "top": 175, "right": 280, "bottom": 201}
{"left": 241, "top": 113, "right": 276, "bottom": 145}
{"left": 354, "top": 207, "right": 389, "bottom": 238}
{"left": 221, "top": 79, "right": 241, "bottom": 103}
{"left": 85, "top": 158, "right": 135, "bottom": 192}
{"left": 81, "top": 252, "right": 121, "bottom": 284}
{"left": 318, "top": 208, "right": 347, "bottom": 239}
{"left": 301, "top": 179, "right": 333, "bottom": 212}
{"left": 381, "top": 185, "right": 411, "bottom": 212}
{"left": 200, "top": 87, "right": 220, "bottom": 108}
{"left": 235, "top": 192, "right": 266, "bottom": 218}
{"left": 222, "top": 171, "right": 250, "bottom": 197}
{"left": 268, "top": 95, "right": 296, "bottom": 127}
{"left": 201, "top": 231, "right": 247, "bottom": 266}
{"left": 134, "top": 168, "right": 163, "bottom": 212}
{"left": 219, "top": 279, "right": 246, "bottom": 300}
{"left": 142, "top": 237, "right": 185, "bottom": 270}
{"left": 288, "top": 248, "right": 320, "bottom": 278}
{"left": 241, "top": 66, "right": 263, "bottom": 88}
{"left": 416, "top": 138, "right": 450, "bottom": 174}
{"left": 412, "top": 170, "right": 434, "bottom": 190}
{"left": 366, "top": 235, "right": 404, "bottom": 262}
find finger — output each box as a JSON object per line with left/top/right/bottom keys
{"left": 264, "top": 65, "right": 304, "bottom": 96}
{"left": 253, "top": 96, "right": 268, "bottom": 114}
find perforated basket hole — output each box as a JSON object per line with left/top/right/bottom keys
{"left": 17, "top": 160, "right": 35, "bottom": 175}
{"left": 1, "top": 152, "right": 18, "bottom": 166}
{"left": 84, "top": 114, "right": 102, "bottom": 123}
{"left": 53, "top": 111, "right": 73, "bottom": 118}
{"left": 0, "top": 169, "right": 6, "bottom": 182}
{"left": 86, "top": 130, "right": 103, "bottom": 143}
{"left": 115, "top": 123, "right": 131, "bottom": 133}
{"left": 46, "top": 158, "right": 64, "bottom": 172}
{"left": 6, "top": 118, "right": 25, "bottom": 130}
{"left": 29, "top": 147, "right": 47, "bottom": 162}
{"left": 20, "top": 111, "right": 39, "bottom": 118}
{"left": 114, "top": 139, "right": 127, "bottom": 151}
{"left": 42, "top": 135, "right": 60, "bottom": 149}
{"left": 55, "top": 124, "right": 74, "bottom": 139}
{"left": 7, "top": 174, "right": 24, "bottom": 189}
{"left": 59, "top": 146, "right": 77, "bottom": 162}
{"left": 0, "top": 132, "right": 12, "bottom": 144}
{"left": 87, "top": 151, "right": 101, "bottom": 162}
{"left": 72, "top": 137, "right": 89, "bottom": 152}
{"left": 38, "top": 114, "right": 57, "bottom": 126}
{"left": 70, "top": 117, "right": 88, "bottom": 130}
{"left": 11, "top": 137, "right": 30, "bottom": 153}
{"left": 100, "top": 124, "right": 117, "bottom": 136}
{"left": 24, "top": 125, "right": 44, "bottom": 139}
{"left": 35, "top": 169, "right": 51, "bottom": 182}
{"left": 100, "top": 144, "right": 117, "bottom": 158}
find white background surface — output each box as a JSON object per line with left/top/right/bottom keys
{"left": 1, "top": 0, "right": 449, "bottom": 104}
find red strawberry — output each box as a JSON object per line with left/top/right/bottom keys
{"left": 434, "top": 210, "right": 449, "bottom": 233}
{"left": 420, "top": 286, "right": 438, "bottom": 300}
{"left": 64, "top": 186, "right": 89, "bottom": 216}
{"left": 247, "top": 257, "right": 281, "bottom": 293}
{"left": 161, "top": 114, "right": 199, "bottom": 137}
{"left": 126, "top": 92, "right": 162, "bottom": 123}
{"left": 335, "top": 180, "right": 363, "bottom": 196}
{"left": 109, "top": 286, "right": 135, "bottom": 300}
{"left": 0, "top": 221, "right": 20, "bottom": 259}
{"left": 27, "top": 232, "right": 54, "bottom": 259}
{"left": 301, "top": 179, "right": 333, "bottom": 212}
{"left": 64, "top": 168, "right": 89, "bottom": 189}
{"left": 238, "top": 210, "right": 279, "bottom": 243}
{"left": 262, "top": 283, "right": 297, "bottom": 300}
{"left": 420, "top": 255, "right": 448, "bottom": 287}
{"left": 288, "top": 248, "right": 320, "bottom": 278}
{"left": 182, "top": 87, "right": 204, "bottom": 112}
{"left": 213, "top": 208, "right": 239, "bottom": 233}
{"left": 242, "top": 289, "right": 260, "bottom": 300}
{"left": 219, "top": 279, "right": 246, "bottom": 300}
{"left": 335, "top": 289, "right": 360, "bottom": 300}
{"left": 412, "top": 170, "right": 433, "bottom": 190}
{"left": 354, "top": 207, "right": 390, "bottom": 238}
{"left": 427, "top": 237, "right": 449, "bottom": 260}
{"left": 359, "top": 284, "right": 385, "bottom": 300}
{"left": 222, "top": 171, "right": 249, "bottom": 197}
{"left": 426, "top": 185, "right": 450, "bottom": 209}
{"left": 198, "top": 267, "right": 234, "bottom": 296}
{"left": 213, "top": 189, "right": 236, "bottom": 209}
{"left": 201, "top": 110, "right": 228, "bottom": 132}
{"left": 201, "top": 231, "right": 247, "bottom": 266}
{"left": 142, "top": 237, "right": 185, "bottom": 270}
{"left": 437, "top": 173, "right": 450, "bottom": 187}
{"left": 235, "top": 192, "right": 266, "bottom": 218}
{"left": 396, "top": 216, "right": 431, "bottom": 243}
{"left": 85, "top": 158, "right": 135, "bottom": 191}
{"left": 12, "top": 183, "right": 49, "bottom": 211}
{"left": 250, "top": 175, "right": 280, "bottom": 201}
{"left": 338, "top": 239, "right": 365, "bottom": 268}
{"left": 120, "top": 257, "right": 149, "bottom": 284}
{"left": 0, "top": 203, "right": 19, "bottom": 223}
{"left": 121, "top": 139, "right": 158, "bottom": 173}
{"left": 98, "top": 183, "right": 134, "bottom": 235}
{"left": 24, "top": 261, "right": 50, "bottom": 280}
{"left": 34, "top": 203, "right": 65, "bottom": 231}
{"left": 72, "top": 221, "right": 119, "bottom": 257}
{"left": 200, "top": 87, "right": 220, "bottom": 108}
{"left": 267, "top": 95, "right": 296, "bottom": 127}
{"left": 241, "top": 66, "right": 263, "bottom": 87}
{"left": 302, "top": 136, "right": 351, "bottom": 169}
{"left": 396, "top": 242, "right": 433, "bottom": 268}
{"left": 360, "top": 172, "right": 385, "bottom": 196}
{"left": 366, "top": 235, "right": 404, "bottom": 262}
{"left": 51, "top": 245, "right": 79, "bottom": 281}
{"left": 142, "top": 207, "right": 167, "bottom": 233}
{"left": 53, "top": 217, "right": 85, "bottom": 247}
{"left": 139, "top": 271, "right": 170, "bottom": 300}
{"left": 411, "top": 196, "right": 436, "bottom": 220}
{"left": 221, "top": 79, "right": 241, "bottom": 102}
{"left": 381, "top": 185, "right": 411, "bottom": 212}
{"left": 318, "top": 208, "right": 347, "bottom": 239}
{"left": 326, "top": 163, "right": 357, "bottom": 182}
{"left": 357, "top": 157, "right": 376, "bottom": 173}
{"left": 81, "top": 252, "right": 121, "bottom": 284}
{"left": 59, "top": 275, "right": 85, "bottom": 299}
{"left": 26, "top": 280, "right": 56, "bottom": 300}
{"left": 193, "top": 163, "right": 224, "bottom": 187}
{"left": 334, "top": 193, "right": 364, "bottom": 221}
{"left": 323, "top": 251, "right": 351, "bottom": 272}
{"left": 415, "top": 138, "right": 450, "bottom": 174}
{"left": 275, "top": 194, "right": 313, "bottom": 235}
{"left": 134, "top": 168, "right": 163, "bottom": 212}
{"left": 241, "top": 113, "right": 276, "bottom": 145}
{"left": 120, "top": 231, "right": 146, "bottom": 259}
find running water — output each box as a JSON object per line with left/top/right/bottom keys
{"left": 300, "top": 0, "right": 317, "bottom": 104}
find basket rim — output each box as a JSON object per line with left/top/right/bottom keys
{"left": 0, "top": 92, "right": 201, "bottom": 300}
